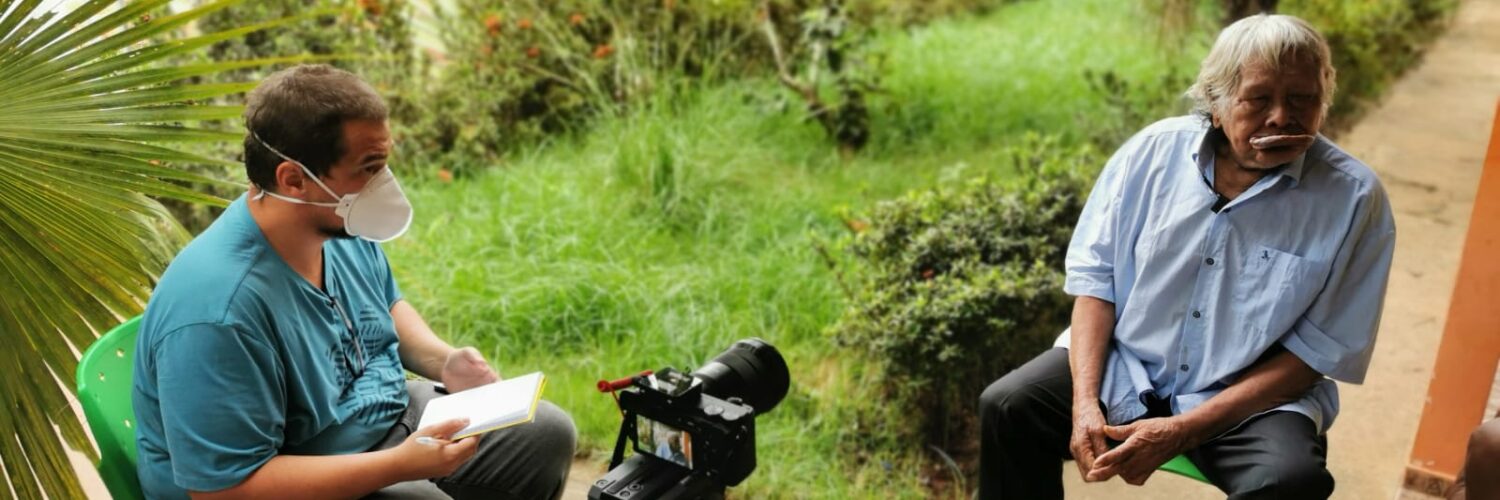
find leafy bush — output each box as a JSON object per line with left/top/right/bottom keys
{"left": 824, "top": 135, "right": 1096, "bottom": 448}
{"left": 846, "top": 0, "right": 1015, "bottom": 27}
{"left": 413, "top": 0, "right": 813, "bottom": 172}
{"left": 762, "top": 1, "right": 881, "bottom": 154}
{"left": 411, "top": 0, "right": 1017, "bottom": 170}
{"left": 1079, "top": 67, "right": 1196, "bottom": 150}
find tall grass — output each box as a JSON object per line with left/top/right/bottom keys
{"left": 869, "top": 0, "right": 1204, "bottom": 154}
{"left": 383, "top": 0, "right": 1209, "bottom": 495}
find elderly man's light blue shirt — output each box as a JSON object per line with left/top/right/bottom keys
{"left": 1055, "top": 116, "right": 1396, "bottom": 434}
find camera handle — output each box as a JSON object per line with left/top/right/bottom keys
{"left": 609, "top": 409, "right": 637, "bottom": 469}
{"left": 598, "top": 370, "right": 653, "bottom": 470}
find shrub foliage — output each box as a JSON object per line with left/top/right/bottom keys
{"left": 825, "top": 136, "right": 1096, "bottom": 446}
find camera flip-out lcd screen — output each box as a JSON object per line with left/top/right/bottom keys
{"left": 635, "top": 415, "right": 694, "bottom": 470}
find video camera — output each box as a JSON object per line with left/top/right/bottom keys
{"left": 588, "top": 338, "right": 790, "bottom": 500}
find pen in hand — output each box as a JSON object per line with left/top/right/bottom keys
{"left": 414, "top": 418, "right": 469, "bottom": 447}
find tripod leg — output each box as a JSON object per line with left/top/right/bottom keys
{"left": 609, "top": 414, "right": 635, "bottom": 469}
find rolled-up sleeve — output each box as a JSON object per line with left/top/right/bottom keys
{"left": 1281, "top": 180, "right": 1396, "bottom": 383}
{"left": 1064, "top": 135, "right": 1142, "bottom": 303}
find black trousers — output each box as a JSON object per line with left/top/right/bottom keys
{"left": 979, "top": 348, "right": 1334, "bottom": 499}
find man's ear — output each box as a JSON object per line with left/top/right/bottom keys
{"left": 273, "top": 160, "right": 307, "bottom": 196}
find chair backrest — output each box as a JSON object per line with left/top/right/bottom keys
{"left": 77, "top": 315, "right": 145, "bottom": 500}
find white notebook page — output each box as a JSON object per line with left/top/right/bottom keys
{"left": 417, "top": 371, "right": 546, "bottom": 439}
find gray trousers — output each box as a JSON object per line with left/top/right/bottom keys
{"left": 979, "top": 347, "right": 1334, "bottom": 500}
{"left": 364, "top": 381, "right": 577, "bottom": 500}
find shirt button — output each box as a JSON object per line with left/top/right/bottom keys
{"left": 1205, "top": 257, "right": 1215, "bottom": 266}
{"left": 1180, "top": 364, "right": 1190, "bottom": 372}
{"left": 1192, "top": 311, "right": 1202, "bottom": 318}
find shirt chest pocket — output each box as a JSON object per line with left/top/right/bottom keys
{"left": 1233, "top": 244, "right": 1327, "bottom": 340}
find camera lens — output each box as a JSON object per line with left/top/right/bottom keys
{"left": 691, "top": 338, "right": 789, "bottom": 415}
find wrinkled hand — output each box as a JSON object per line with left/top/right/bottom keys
{"left": 1070, "top": 402, "right": 1111, "bottom": 481}
{"left": 441, "top": 347, "right": 499, "bottom": 393}
{"left": 1087, "top": 417, "right": 1195, "bottom": 485}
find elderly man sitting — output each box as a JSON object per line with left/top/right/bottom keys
{"left": 978, "top": 14, "right": 1396, "bottom": 500}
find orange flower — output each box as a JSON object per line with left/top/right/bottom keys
{"left": 569, "top": 13, "right": 585, "bottom": 26}
{"left": 436, "top": 169, "right": 454, "bottom": 184}
{"left": 592, "top": 44, "right": 614, "bottom": 59}
{"left": 357, "top": 0, "right": 383, "bottom": 16}
{"left": 526, "top": 46, "right": 541, "bottom": 59}
{"left": 921, "top": 269, "right": 934, "bottom": 280}
{"left": 484, "top": 14, "right": 503, "bottom": 36}
{"left": 517, "top": 18, "right": 533, "bottom": 30}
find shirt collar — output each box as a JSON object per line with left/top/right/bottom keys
{"left": 1189, "top": 125, "right": 1308, "bottom": 189}
{"left": 1280, "top": 149, "right": 1308, "bottom": 187}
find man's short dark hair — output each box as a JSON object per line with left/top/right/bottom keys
{"left": 243, "top": 64, "right": 388, "bottom": 192}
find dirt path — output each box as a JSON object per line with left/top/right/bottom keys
{"left": 562, "top": 457, "right": 606, "bottom": 499}
{"left": 1062, "top": 0, "right": 1500, "bottom": 498}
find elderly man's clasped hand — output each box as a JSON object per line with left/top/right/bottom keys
{"left": 1071, "top": 401, "right": 1200, "bottom": 486}
{"left": 1086, "top": 416, "right": 1199, "bottom": 485}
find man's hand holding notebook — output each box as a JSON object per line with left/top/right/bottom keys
{"left": 418, "top": 371, "right": 548, "bottom": 439}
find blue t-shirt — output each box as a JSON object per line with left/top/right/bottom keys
{"left": 133, "top": 195, "right": 409, "bottom": 497}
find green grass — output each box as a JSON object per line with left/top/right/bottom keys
{"left": 382, "top": 0, "right": 1208, "bottom": 495}
{"left": 869, "top": 0, "right": 1203, "bottom": 154}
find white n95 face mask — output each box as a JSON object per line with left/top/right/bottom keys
{"left": 250, "top": 130, "right": 414, "bottom": 243}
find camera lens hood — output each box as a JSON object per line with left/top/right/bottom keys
{"left": 692, "top": 338, "right": 790, "bottom": 415}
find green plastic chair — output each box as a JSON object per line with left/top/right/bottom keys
{"left": 77, "top": 315, "right": 145, "bottom": 500}
{"left": 1160, "top": 453, "right": 1209, "bottom": 483}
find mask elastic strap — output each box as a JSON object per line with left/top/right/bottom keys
{"left": 249, "top": 129, "right": 343, "bottom": 201}
{"left": 252, "top": 183, "right": 339, "bottom": 208}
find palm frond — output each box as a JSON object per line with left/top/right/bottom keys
{"left": 0, "top": 0, "right": 321, "bottom": 495}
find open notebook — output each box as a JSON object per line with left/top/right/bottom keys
{"left": 417, "top": 372, "right": 547, "bottom": 440}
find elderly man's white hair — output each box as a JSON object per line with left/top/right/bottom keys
{"left": 1186, "top": 14, "right": 1337, "bottom": 120}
